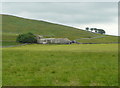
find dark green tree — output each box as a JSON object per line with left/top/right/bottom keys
{"left": 16, "top": 32, "right": 37, "bottom": 43}
{"left": 86, "top": 27, "right": 89, "bottom": 31}
{"left": 97, "top": 29, "right": 106, "bottom": 34}
{"left": 90, "top": 28, "right": 94, "bottom": 32}
{"left": 93, "top": 28, "right": 98, "bottom": 33}
{"left": 101, "top": 30, "right": 106, "bottom": 34}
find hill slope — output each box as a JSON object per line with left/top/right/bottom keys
{"left": 1, "top": 14, "right": 119, "bottom": 46}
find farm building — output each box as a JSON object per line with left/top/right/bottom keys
{"left": 36, "top": 35, "right": 71, "bottom": 44}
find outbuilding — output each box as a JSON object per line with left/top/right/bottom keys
{"left": 36, "top": 35, "right": 71, "bottom": 44}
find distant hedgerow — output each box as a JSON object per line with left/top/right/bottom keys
{"left": 16, "top": 32, "right": 37, "bottom": 43}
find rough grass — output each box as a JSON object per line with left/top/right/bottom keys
{"left": 1, "top": 14, "right": 119, "bottom": 46}
{"left": 2, "top": 33, "right": 18, "bottom": 41}
{"left": 77, "top": 36, "right": 119, "bottom": 43}
{"left": 2, "top": 14, "right": 102, "bottom": 40}
{"left": 0, "top": 49, "right": 1, "bottom": 87}
{"left": 2, "top": 44, "right": 118, "bottom": 86}
{"left": 2, "top": 41, "right": 20, "bottom": 46}
{"left": 2, "top": 33, "right": 20, "bottom": 46}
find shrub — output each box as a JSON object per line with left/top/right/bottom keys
{"left": 16, "top": 32, "right": 37, "bottom": 43}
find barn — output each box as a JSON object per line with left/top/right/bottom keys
{"left": 36, "top": 35, "right": 71, "bottom": 44}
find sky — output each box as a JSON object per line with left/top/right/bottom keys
{"left": 1, "top": 0, "right": 120, "bottom": 2}
{"left": 1, "top": 1, "right": 119, "bottom": 36}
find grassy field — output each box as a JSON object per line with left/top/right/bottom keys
{"left": 1, "top": 14, "right": 119, "bottom": 46}
{"left": 2, "top": 44, "right": 118, "bottom": 86}
{"left": 2, "top": 33, "right": 20, "bottom": 46}
{"left": 77, "top": 36, "right": 119, "bottom": 44}
{"left": 2, "top": 14, "right": 101, "bottom": 40}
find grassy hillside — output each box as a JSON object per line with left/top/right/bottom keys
{"left": 2, "top": 14, "right": 102, "bottom": 39}
{"left": 2, "top": 44, "right": 118, "bottom": 86}
{"left": 1, "top": 14, "right": 119, "bottom": 46}
{"left": 77, "top": 36, "right": 119, "bottom": 44}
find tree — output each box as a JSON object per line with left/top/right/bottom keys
{"left": 101, "top": 29, "right": 105, "bottom": 34}
{"left": 102, "top": 30, "right": 106, "bottom": 34}
{"left": 90, "top": 28, "right": 94, "bottom": 32}
{"left": 86, "top": 27, "right": 89, "bottom": 31}
{"left": 93, "top": 28, "right": 98, "bottom": 33}
{"left": 16, "top": 32, "right": 37, "bottom": 43}
{"left": 97, "top": 29, "right": 106, "bottom": 34}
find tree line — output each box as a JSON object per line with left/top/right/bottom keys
{"left": 85, "top": 27, "right": 106, "bottom": 34}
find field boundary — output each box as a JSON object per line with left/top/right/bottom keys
{"left": 1, "top": 42, "right": 119, "bottom": 48}
{"left": 75, "top": 36, "right": 107, "bottom": 41}
{"left": 1, "top": 43, "right": 28, "bottom": 48}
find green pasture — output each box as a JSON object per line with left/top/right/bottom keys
{"left": 2, "top": 33, "right": 20, "bottom": 46}
{"left": 2, "top": 44, "right": 118, "bottom": 86}
{"left": 77, "top": 36, "right": 119, "bottom": 44}
{"left": 2, "top": 33, "right": 18, "bottom": 41}
{"left": 2, "top": 32, "right": 119, "bottom": 46}
{"left": 0, "top": 49, "right": 1, "bottom": 87}
{"left": 1, "top": 14, "right": 119, "bottom": 46}
{"left": 2, "top": 14, "right": 102, "bottom": 40}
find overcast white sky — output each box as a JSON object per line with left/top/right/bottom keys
{"left": 1, "top": 0, "right": 119, "bottom": 36}
{"left": 1, "top": 0, "right": 120, "bottom": 2}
